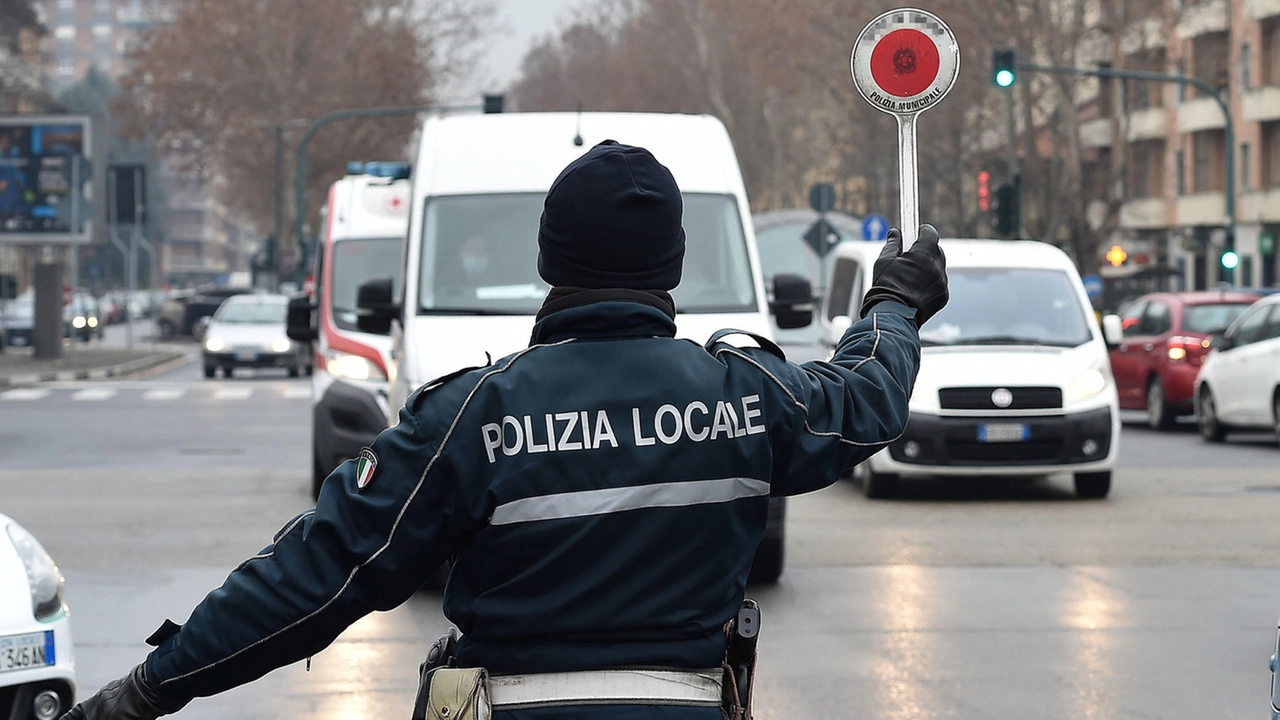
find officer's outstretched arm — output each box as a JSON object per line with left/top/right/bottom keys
{"left": 138, "top": 391, "right": 460, "bottom": 707}
{"left": 765, "top": 225, "right": 948, "bottom": 495}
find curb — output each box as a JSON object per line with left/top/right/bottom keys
{"left": 0, "top": 351, "right": 189, "bottom": 388}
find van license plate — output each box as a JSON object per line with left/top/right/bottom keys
{"left": 978, "top": 424, "right": 1030, "bottom": 443}
{"left": 0, "top": 631, "right": 55, "bottom": 673}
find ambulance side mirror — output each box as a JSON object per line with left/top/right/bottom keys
{"left": 286, "top": 294, "right": 316, "bottom": 343}
{"left": 770, "top": 273, "right": 814, "bottom": 329}
{"left": 356, "top": 276, "right": 399, "bottom": 335}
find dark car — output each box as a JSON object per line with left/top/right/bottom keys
{"left": 1109, "top": 291, "right": 1258, "bottom": 429}
{"left": 156, "top": 286, "right": 253, "bottom": 338}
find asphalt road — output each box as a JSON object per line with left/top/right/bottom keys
{"left": 3, "top": 346, "right": 1280, "bottom": 719}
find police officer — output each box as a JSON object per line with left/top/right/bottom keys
{"left": 62, "top": 141, "right": 947, "bottom": 720}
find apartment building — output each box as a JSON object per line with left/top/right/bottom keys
{"left": 1081, "top": 0, "right": 1280, "bottom": 290}
{"left": 34, "top": 0, "right": 247, "bottom": 286}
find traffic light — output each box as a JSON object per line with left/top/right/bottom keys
{"left": 992, "top": 48, "right": 1017, "bottom": 88}
{"left": 1219, "top": 232, "right": 1238, "bottom": 284}
{"left": 1106, "top": 245, "right": 1129, "bottom": 267}
{"left": 990, "top": 182, "right": 1017, "bottom": 236}
{"left": 978, "top": 171, "right": 991, "bottom": 212}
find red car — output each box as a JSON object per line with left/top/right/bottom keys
{"left": 1110, "top": 291, "right": 1258, "bottom": 429}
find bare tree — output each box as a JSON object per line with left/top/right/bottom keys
{"left": 117, "top": 0, "right": 492, "bottom": 255}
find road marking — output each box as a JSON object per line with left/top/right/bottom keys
{"left": 281, "top": 387, "right": 311, "bottom": 400}
{"left": 72, "top": 388, "right": 117, "bottom": 401}
{"left": 212, "top": 387, "right": 253, "bottom": 401}
{"left": 1, "top": 388, "right": 50, "bottom": 401}
{"left": 144, "top": 389, "right": 186, "bottom": 401}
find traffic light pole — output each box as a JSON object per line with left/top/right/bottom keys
{"left": 293, "top": 103, "right": 481, "bottom": 282}
{"left": 1018, "top": 62, "right": 1236, "bottom": 284}
{"left": 1004, "top": 86, "right": 1020, "bottom": 239}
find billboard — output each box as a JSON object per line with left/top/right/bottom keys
{"left": 0, "top": 115, "right": 92, "bottom": 243}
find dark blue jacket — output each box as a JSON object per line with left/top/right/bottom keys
{"left": 143, "top": 297, "right": 920, "bottom": 717}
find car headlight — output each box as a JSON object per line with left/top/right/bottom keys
{"left": 271, "top": 337, "right": 292, "bottom": 353}
{"left": 87, "top": 316, "right": 98, "bottom": 328}
{"left": 326, "top": 351, "right": 385, "bottom": 381}
{"left": 1067, "top": 367, "right": 1108, "bottom": 403}
{"left": 6, "top": 521, "right": 65, "bottom": 622}
{"left": 71, "top": 316, "right": 86, "bottom": 329}
{"left": 205, "top": 337, "right": 225, "bottom": 352}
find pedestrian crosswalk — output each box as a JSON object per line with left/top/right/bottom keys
{"left": 1, "top": 381, "right": 313, "bottom": 404}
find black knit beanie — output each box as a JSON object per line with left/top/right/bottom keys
{"left": 537, "top": 140, "right": 686, "bottom": 291}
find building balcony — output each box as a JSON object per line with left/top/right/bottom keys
{"left": 1241, "top": 187, "right": 1280, "bottom": 222}
{"left": 1121, "top": 17, "right": 1167, "bottom": 54}
{"left": 1080, "top": 118, "right": 1113, "bottom": 148}
{"left": 1177, "top": 96, "right": 1227, "bottom": 132}
{"left": 1120, "top": 198, "right": 1170, "bottom": 229}
{"left": 1176, "top": 192, "right": 1226, "bottom": 226}
{"left": 1126, "top": 107, "right": 1168, "bottom": 141}
{"left": 1243, "top": 86, "right": 1280, "bottom": 123}
{"left": 1176, "top": 0, "right": 1229, "bottom": 40}
{"left": 1245, "top": 0, "right": 1280, "bottom": 20}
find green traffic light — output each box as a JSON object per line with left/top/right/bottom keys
{"left": 995, "top": 70, "right": 1015, "bottom": 88}
{"left": 1221, "top": 250, "right": 1240, "bottom": 270}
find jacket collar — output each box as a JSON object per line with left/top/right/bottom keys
{"left": 530, "top": 298, "right": 677, "bottom": 345}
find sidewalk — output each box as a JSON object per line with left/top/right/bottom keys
{"left": 0, "top": 345, "right": 189, "bottom": 388}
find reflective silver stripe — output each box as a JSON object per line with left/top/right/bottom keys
{"left": 489, "top": 669, "right": 723, "bottom": 709}
{"left": 491, "top": 477, "right": 770, "bottom": 526}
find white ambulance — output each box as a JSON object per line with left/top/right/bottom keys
{"left": 289, "top": 162, "right": 411, "bottom": 498}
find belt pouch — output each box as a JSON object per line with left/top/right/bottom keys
{"left": 426, "top": 667, "right": 491, "bottom": 720}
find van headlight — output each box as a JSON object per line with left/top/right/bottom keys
{"left": 1067, "top": 367, "right": 1108, "bottom": 403}
{"left": 271, "top": 337, "right": 292, "bottom": 353}
{"left": 326, "top": 351, "right": 385, "bottom": 381}
{"left": 5, "top": 521, "right": 65, "bottom": 622}
{"left": 205, "top": 337, "right": 225, "bottom": 352}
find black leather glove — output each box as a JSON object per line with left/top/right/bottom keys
{"left": 60, "top": 664, "right": 180, "bottom": 720}
{"left": 859, "top": 224, "right": 949, "bottom": 327}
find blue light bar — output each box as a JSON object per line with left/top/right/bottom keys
{"left": 345, "top": 161, "right": 365, "bottom": 175}
{"left": 363, "top": 162, "right": 411, "bottom": 180}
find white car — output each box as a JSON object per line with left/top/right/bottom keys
{"left": 1195, "top": 292, "right": 1280, "bottom": 444}
{"left": 0, "top": 512, "right": 75, "bottom": 720}
{"left": 202, "top": 294, "right": 310, "bottom": 379}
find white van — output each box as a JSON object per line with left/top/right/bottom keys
{"left": 820, "top": 239, "right": 1121, "bottom": 499}
{"left": 288, "top": 163, "right": 411, "bottom": 498}
{"left": 352, "top": 111, "right": 813, "bottom": 582}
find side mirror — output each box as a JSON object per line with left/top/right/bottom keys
{"left": 1209, "top": 332, "right": 1233, "bottom": 351}
{"left": 356, "top": 276, "right": 399, "bottom": 335}
{"left": 769, "top": 273, "right": 814, "bottom": 329}
{"left": 286, "top": 294, "right": 317, "bottom": 342}
{"left": 1101, "top": 314, "right": 1123, "bottom": 348}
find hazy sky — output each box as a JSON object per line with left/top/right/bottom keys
{"left": 469, "top": 0, "right": 585, "bottom": 95}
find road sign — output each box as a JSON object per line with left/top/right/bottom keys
{"left": 803, "top": 218, "right": 840, "bottom": 258}
{"left": 1260, "top": 232, "right": 1276, "bottom": 255}
{"left": 1082, "top": 274, "right": 1104, "bottom": 299}
{"left": 851, "top": 9, "right": 960, "bottom": 250}
{"left": 861, "top": 214, "right": 890, "bottom": 242}
{"left": 809, "top": 183, "right": 836, "bottom": 214}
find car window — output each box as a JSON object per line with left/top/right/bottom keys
{"left": 1141, "top": 301, "right": 1171, "bottom": 335}
{"left": 825, "top": 257, "right": 860, "bottom": 321}
{"left": 1182, "top": 303, "right": 1253, "bottom": 334}
{"left": 1120, "top": 301, "right": 1147, "bottom": 338}
{"left": 1261, "top": 305, "right": 1280, "bottom": 341}
{"left": 1227, "top": 304, "right": 1270, "bottom": 347}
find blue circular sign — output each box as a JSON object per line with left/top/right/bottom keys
{"left": 861, "top": 214, "right": 890, "bottom": 242}
{"left": 1082, "top": 274, "right": 1104, "bottom": 299}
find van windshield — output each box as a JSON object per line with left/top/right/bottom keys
{"left": 331, "top": 237, "right": 404, "bottom": 331}
{"left": 418, "top": 193, "right": 757, "bottom": 315}
{"left": 919, "top": 267, "right": 1093, "bottom": 348}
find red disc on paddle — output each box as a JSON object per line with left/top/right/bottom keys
{"left": 870, "top": 28, "right": 941, "bottom": 98}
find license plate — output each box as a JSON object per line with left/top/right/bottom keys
{"left": 0, "top": 631, "right": 55, "bottom": 674}
{"left": 235, "top": 351, "right": 257, "bottom": 362}
{"left": 978, "top": 423, "right": 1030, "bottom": 443}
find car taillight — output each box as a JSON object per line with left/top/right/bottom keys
{"left": 1167, "top": 335, "right": 1204, "bottom": 363}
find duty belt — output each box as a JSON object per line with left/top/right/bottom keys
{"left": 487, "top": 669, "right": 724, "bottom": 710}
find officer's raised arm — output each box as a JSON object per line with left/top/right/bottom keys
{"left": 745, "top": 224, "right": 949, "bottom": 496}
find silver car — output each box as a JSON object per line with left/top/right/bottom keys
{"left": 201, "top": 294, "right": 308, "bottom": 379}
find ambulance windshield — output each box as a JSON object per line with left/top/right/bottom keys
{"left": 330, "top": 237, "right": 404, "bottom": 331}
{"left": 417, "top": 193, "right": 758, "bottom": 315}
